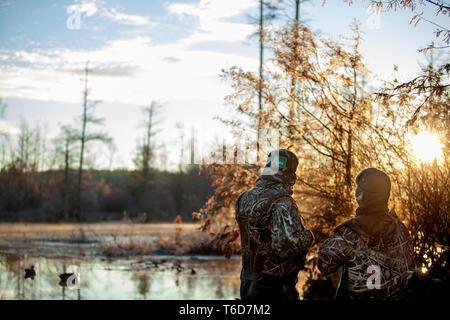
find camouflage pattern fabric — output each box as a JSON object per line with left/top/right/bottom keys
{"left": 317, "top": 209, "right": 416, "bottom": 300}
{"left": 236, "top": 176, "right": 314, "bottom": 300}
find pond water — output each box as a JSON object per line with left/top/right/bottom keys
{"left": 0, "top": 253, "right": 242, "bottom": 300}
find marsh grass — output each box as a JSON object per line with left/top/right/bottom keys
{"left": 0, "top": 222, "right": 225, "bottom": 257}
{"left": 0, "top": 222, "right": 200, "bottom": 240}
{"left": 99, "top": 226, "right": 223, "bottom": 257}
{"left": 100, "top": 238, "right": 155, "bottom": 257}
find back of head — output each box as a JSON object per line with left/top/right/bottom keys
{"left": 261, "top": 149, "right": 299, "bottom": 186}
{"left": 355, "top": 168, "right": 391, "bottom": 213}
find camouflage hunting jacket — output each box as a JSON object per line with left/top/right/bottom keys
{"left": 236, "top": 177, "right": 314, "bottom": 278}
{"left": 317, "top": 209, "right": 416, "bottom": 300}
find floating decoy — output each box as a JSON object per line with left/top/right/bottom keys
{"left": 24, "top": 265, "right": 36, "bottom": 279}
{"left": 59, "top": 273, "right": 77, "bottom": 287}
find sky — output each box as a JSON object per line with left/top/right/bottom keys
{"left": 0, "top": 0, "right": 448, "bottom": 170}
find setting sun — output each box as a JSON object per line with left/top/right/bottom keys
{"left": 408, "top": 132, "right": 443, "bottom": 163}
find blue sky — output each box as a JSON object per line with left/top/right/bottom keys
{"left": 0, "top": 0, "right": 448, "bottom": 170}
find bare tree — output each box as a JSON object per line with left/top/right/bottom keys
{"left": 53, "top": 124, "right": 79, "bottom": 220}
{"left": 141, "top": 102, "right": 160, "bottom": 198}
{"left": 248, "top": 1, "right": 280, "bottom": 162}
{"left": 0, "top": 98, "right": 12, "bottom": 169}
{"left": 75, "top": 61, "right": 112, "bottom": 221}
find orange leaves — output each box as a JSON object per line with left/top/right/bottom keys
{"left": 193, "top": 163, "right": 256, "bottom": 258}
{"left": 211, "top": 224, "right": 241, "bottom": 259}
{"left": 329, "top": 58, "right": 340, "bottom": 69}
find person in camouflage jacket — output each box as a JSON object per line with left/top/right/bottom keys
{"left": 317, "top": 168, "right": 416, "bottom": 300}
{"left": 236, "top": 149, "right": 314, "bottom": 301}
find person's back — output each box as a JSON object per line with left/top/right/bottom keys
{"left": 318, "top": 168, "right": 416, "bottom": 300}
{"left": 236, "top": 149, "right": 314, "bottom": 301}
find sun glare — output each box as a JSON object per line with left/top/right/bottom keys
{"left": 408, "top": 132, "right": 443, "bottom": 163}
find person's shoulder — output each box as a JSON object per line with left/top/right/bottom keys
{"left": 271, "top": 192, "right": 295, "bottom": 209}
{"left": 238, "top": 185, "right": 260, "bottom": 199}
{"left": 333, "top": 218, "right": 356, "bottom": 236}
{"left": 237, "top": 186, "right": 270, "bottom": 209}
{"left": 388, "top": 209, "right": 412, "bottom": 239}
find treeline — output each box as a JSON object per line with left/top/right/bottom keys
{"left": 0, "top": 165, "right": 213, "bottom": 222}
{"left": 0, "top": 58, "right": 213, "bottom": 223}
{"left": 0, "top": 92, "right": 212, "bottom": 223}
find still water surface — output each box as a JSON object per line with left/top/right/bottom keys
{"left": 0, "top": 253, "right": 242, "bottom": 300}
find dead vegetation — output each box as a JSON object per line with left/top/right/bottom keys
{"left": 0, "top": 222, "right": 226, "bottom": 257}
{"left": 99, "top": 225, "right": 223, "bottom": 257}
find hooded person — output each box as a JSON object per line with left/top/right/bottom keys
{"left": 317, "top": 168, "right": 416, "bottom": 300}
{"left": 235, "top": 149, "right": 314, "bottom": 301}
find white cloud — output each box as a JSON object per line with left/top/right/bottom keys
{"left": 1, "top": 0, "right": 259, "bottom": 105}
{"left": 0, "top": 0, "right": 260, "bottom": 171}
{"left": 0, "top": 35, "right": 258, "bottom": 104}
{"left": 67, "top": 1, "right": 98, "bottom": 17}
{"left": 67, "top": 0, "right": 156, "bottom": 26}
{"left": 168, "top": 0, "right": 258, "bottom": 19}
{"left": 167, "top": 0, "right": 258, "bottom": 44}
{"left": 103, "top": 8, "right": 157, "bottom": 26}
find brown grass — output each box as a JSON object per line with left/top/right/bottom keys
{"left": 0, "top": 222, "right": 202, "bottom": 241}
{"left": 0, "top": 222, "right": 224, "bottom": 257}
{"left": 99, "top": 226, "right": 222, "bottom": 257}
{"left": 100, "top": 239, "right": 156, "bottom": 257}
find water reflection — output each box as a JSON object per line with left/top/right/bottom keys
{"left": 0, "top": 253, "right": 241, "bottom": 300}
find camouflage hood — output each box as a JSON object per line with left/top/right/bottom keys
{"left": 342, "top": 209, "right": 402, "bottom": 250}
{"left": 355, "top": 168, "right": 391, "bottom": 215}
{"left": 318, "top": 208, "right": 415, "bottom": 300}
{"left": 255, "top": 175, "right": 294, "bottom": 195}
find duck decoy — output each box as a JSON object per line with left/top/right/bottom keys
{"left": 59, "top": 272, "right": 78, "bottom": 287}
{"left": 24, "top": 265, "right": 36, "bottom": 279}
